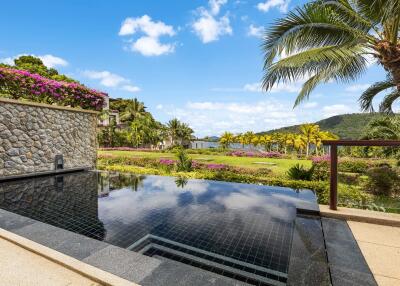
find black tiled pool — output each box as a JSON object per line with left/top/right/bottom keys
{"left": 0, "top": 171, "right": 318, "bottom": 286}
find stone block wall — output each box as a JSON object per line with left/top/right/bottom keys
{"left": 0, "top": 98, "right": 98, "bottom": 177}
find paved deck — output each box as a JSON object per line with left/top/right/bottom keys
{"left": 0, "top": 227, "right": 137, "bottom": 286}
{"left": 348, "top": 221, "right": 400, "bottom": 286}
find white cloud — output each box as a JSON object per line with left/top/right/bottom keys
{"left": 322, "top": 104, "right": 353, "bottom": 117}
{"left": 245, "top": 82, "right": 301, "bottom": 93}
{"left": 209, "top": 0, "right": 228, "bottom": 15}
{"left": 131, "top": 36, "right": 175, "bottom": 56}
{"left": 345, "top": 84, "right": 371, "bottom": 92}
{"left": 192, "top": 1, "right": 232, "bottom": 43}
{"left": 160, "top": 99, "right": 322, "bottom": 137}
{"left": 82, "top": 70, "right": 127, "bottom": 87}
{"left": 0, "top": 54, "right": 68, "bottom": 68}
{"left": 248, "top": 24, "right": 264, "bottom": 38}
{"left": 156, "top": 104, "right": 163, "bottom": 110}
{"left": 303, "top": 102, "right": 318, "bottom": 109}
{"left": 82, "top": 70, "right": 141, "bottom": 93}
{"left": 122, "top": 85, "right": 141, "bottom": 93}
{"left": 257, "top": 0, "right": 290, "bottom": 13}
{"left": 118, "top": 15, "right": 176, "bottom": 56}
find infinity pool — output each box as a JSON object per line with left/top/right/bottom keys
{"left": 0, "top": 171, "right": 318, "bottom": 285}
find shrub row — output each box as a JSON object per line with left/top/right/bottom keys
{"left": 0, "top": 67, "right": 106, "bottom": 110}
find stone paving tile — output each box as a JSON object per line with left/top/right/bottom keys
{"left": 348, "top": 221, "right": 400, "bottom": 248}
{"left": 12, "top": 221, "right": 109, "bottom": 260}
{"left": 0, "top": 209, "right": 36, "bottom": 231}
{"left": 347, "top": 221, "right": 400, "bottom": 285}
{"left": 83, "top": 245, "right": 161, "bottom": 283}
{"left": 0, "top": 237, "right": 101, "bottom": 286}
{"left": 329, "top": 265, "right": 377, "bottom": 286}
{"left": 322, "top": 218, "right": 377, "bottom": 286}
{"left": 374, "top": 275, "right": 400, "bottom": 286}
{"left": 140, "top": 257, "right": 249, "bottom": 286}
{"left": 357, "top": 241, "right": 400, "bottom": 281}
{"left": 287, "top": 215, "right": 330, "bottom": 286}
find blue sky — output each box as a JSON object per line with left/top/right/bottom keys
{"left": 0, "top": 0, "right": 387, "bottom": 137}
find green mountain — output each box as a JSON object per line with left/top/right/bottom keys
{"left": 262, "top": 113, "right": 385, "bottom": 139}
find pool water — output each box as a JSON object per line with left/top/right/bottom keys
{"left": 0, "top": 171, "right": 318, "bottom": 285}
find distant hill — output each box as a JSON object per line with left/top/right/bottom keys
{"left": 260, "top": 113, "right": 386, "bottom": 139}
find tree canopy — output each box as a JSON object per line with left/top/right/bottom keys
{"left": 262, "top": 0, "right": 400, "bottom": 112}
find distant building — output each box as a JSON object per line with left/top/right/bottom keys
{"left": 98, "top": 96, "right": 121, "bottom": 126}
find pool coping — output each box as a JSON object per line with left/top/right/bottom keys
{"left": 319, "top": 204, "right": 400, "bottom": 227}
{"left": 0, "top": 167, "right": 90, "bottom": 183}
{"left": 0, "top": 227, "right": 137, "bottom": 286}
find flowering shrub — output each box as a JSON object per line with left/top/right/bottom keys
{"left": 99, "top": 147, "right": 157, "bottom": 152}
{"left": 159, "top": 159, "right": 176, "bottom": 166}
{"left": 205, "top": 163, "right": 228, "bottom": 170}
{"left": 227, "top": 150, "right": 282, "bottom": 158}
{"left": 311, "top": 155, "right": 330, "bottom": 164}
{"left": 0, "top": 67, "right": 106, "bottom": 110}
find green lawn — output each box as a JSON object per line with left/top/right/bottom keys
{"left": 97, "top": 150, "right": 312, "bottom": 176}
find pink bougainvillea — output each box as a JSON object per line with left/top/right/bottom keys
{"left": 311, "top": 155, "right": 330, "bottom": 164}
{"left": 0, "top": 67, "right": 106, "bottom": 110}
{"left": 227, "top": 150, "right": 282, "bottom": 158}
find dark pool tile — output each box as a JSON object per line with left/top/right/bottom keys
{"left": 330, "top": 265, "right": 377, "bottom": 286}
{"left": 0, "top": 209, "right": 36, "bottom": 230}
{"left": 83, "top": 245, "right": 161, "bottom": 283}
{"left": 140, "top": 258, "right": 249, "bottom": 286}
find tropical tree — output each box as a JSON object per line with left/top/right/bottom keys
{"left": 166, "top": 118, "right": 194, "bottom": 146}
{"left": 219, "top": 132, "right": 235, "bottom": 149}
{"left": 300, "top": 124, "right": 320, "bottom": 156}
{"left": 119, "top": 98, "right": 147, "bottom": 122}
{"left": 262, "top": 0, "right": 400, "bottom": 112}
{"left": 259, "top": 134, "right": 273, "bottom": 151}
{"left": 313, "top": 130, "right": 338, "bottom": 155}
{"left": 167, "top": 118, "right": 180, "bottom": 145}
{"left": 362, "top": 116, "right": 400, "bottom": 140}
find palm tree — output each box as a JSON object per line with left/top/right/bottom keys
{"left": 259, "top": 134, "right": 273, "bottom": 151}
{"left": 167, "top": 118, "right": 180, "bottom": 145}
{"left": 262, "top": 0, "right": 400, "bottom": 112}
{"left": 242, "top": 131, "right": 255, "bottom": 147}
{"left": 300, "top": 124, "right": 319, "bottom": 156}
{"left": 166, "top": 119, "right": 194, "bottom": 146}
{"left": 120, "top": 98, "right": 146, "bottom": 122}
{"left": 219, "top": 131, "right": 235, "bottom": 149}
{"left": 362, "top": 116, "right": 400, "bottom": 139}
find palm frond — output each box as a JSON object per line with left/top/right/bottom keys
{"left": 321, "top": 0, "right": 373, "bottom": 32}
{"left": 263, "top": 3, "right": 374, "bottom": 66}
{"left": 359, "top": 79, "right": 396, "bottom": 111}
{"left": 379, "top": 90, "right": 400, "bottom": 113}
{"left": 263, "top": 44, "right": 367, "bottom": 93}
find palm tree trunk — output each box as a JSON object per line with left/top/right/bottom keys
{"left": 306, "top": 142, "right": 309, "bottom": 157}
{"left": 376, "top": 41, "right": 400, "bottom": 90}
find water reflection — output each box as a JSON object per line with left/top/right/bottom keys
{"left": 0, "top": 171, "right": 317, "bottom": 275}
{"left": 0, "top": 172, "right": 106, "bottom": 240}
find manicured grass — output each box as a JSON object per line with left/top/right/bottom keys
{"left": 97, "top": 150, "right": 312, "bottom": 176}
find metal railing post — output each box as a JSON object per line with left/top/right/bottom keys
{"left": 329, "top": 145, "right": 338, "bottom": 210}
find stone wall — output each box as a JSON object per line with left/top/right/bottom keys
{"left": 0, "top": 98, "right": 98, "bottom": 177}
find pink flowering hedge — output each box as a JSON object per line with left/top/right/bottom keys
{"left": 0, "top": 67, "right": 106, "bottom": 110}
{"left": 99, "top": 147, "right": 157, "bottom": 152}
{"left": 227, "top": 150, "right": 282, "bottom": 158}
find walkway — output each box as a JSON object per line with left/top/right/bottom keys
{"left": 0, "top": 228, "right": 137, "bottom": 286}
{"left": 348, "top": 222, "right": 400, "bottom": 286}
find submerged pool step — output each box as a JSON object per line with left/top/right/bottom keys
{"left": 128, "top": 234, "right": 287, "bottom": 286}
